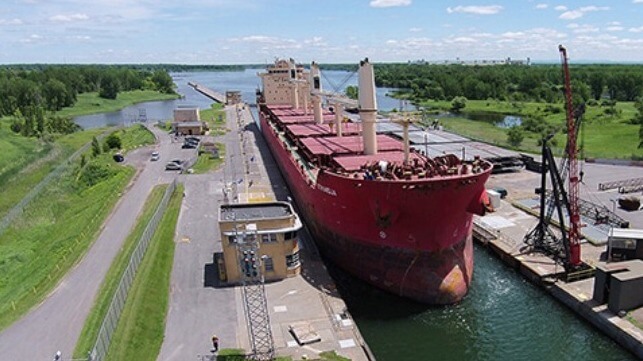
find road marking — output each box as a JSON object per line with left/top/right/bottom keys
{"left": 180, "top": 236, "right": 191, "bottom": 243}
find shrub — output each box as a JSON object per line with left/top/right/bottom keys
{"left": 105, "top": 133, "right": 122, "bottom": 150}
{"left": 78, "top": 162, "right": 114, "bottom": 187}
{"left": 507, "top": 126, "right": 524, "bottom": 147}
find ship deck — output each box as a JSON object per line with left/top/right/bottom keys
{"left": 264, "top": 103, "right": 492, "bottom": 179}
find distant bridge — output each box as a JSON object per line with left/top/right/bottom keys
{"left": 188, "top": 82, "right": 225, "bottom": 103}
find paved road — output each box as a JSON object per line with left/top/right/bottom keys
{"left": 0, "top": 124, "right": 192, "bottom": 360}
{"left": 158, "top": 105, "right": 249, "bottom": 361}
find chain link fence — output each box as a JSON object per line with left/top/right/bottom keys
{"left": 0, "top": 128, "right": 117, "bottom": 235}
{"left": 88, "top": 179, "right": 177, "bottom": 361}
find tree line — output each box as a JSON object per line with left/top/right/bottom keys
{"left": 371, "top": 63, "right": 643, "bottom": 104}
{"left": 0, "top": 65, "right": 175, "bottom": 137}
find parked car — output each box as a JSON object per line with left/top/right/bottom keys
{"left": 151, "top": 151, "right": 160, "bottom": 161}
{"left": 113, "top": 153, "right": 124, "bottom": 162}
{"left": 182, "top": 142, "right": 197, "bottom": 149}
{"left": 170, "top": 159, "right": 183, "bottom": 165}
{"left": 165, "top": 162, "right": 182, "bottom": 171}
{"left": 185, "top": 136, "right": 200, "bottom": 144}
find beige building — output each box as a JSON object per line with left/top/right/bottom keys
{"left": 172, "top": 106, "right": 203, "bottom": 135}
{"left": 226, "top": 91, "right": 242, "bottom": 105}
{"left": 258, "top": 59, "right": 310, "bottom": 106}
{"left": 218, "top": 202, "right": 303, "bottom": 283}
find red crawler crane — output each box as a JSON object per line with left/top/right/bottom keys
{"left": 524, "top": 45, "right": 585, "bottom": 272}
{"left": 559, "top": 45, "right": 582, "bottom": 267}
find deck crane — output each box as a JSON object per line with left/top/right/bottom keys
{"left": 523, "top": 45, "right": 585, "bottom": 273}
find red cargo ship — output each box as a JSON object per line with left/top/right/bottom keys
{"left": 257, "top": 58, "right": 493, "bottom": 304}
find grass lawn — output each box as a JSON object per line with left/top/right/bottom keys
{"left": 112, "top": 124, "right": 156, "bottom": 152}
{"left": 56, "top": 90, "right": 179, "bottom": 118}
{"left": 200, "top": 103, "right": 226, "bottom": 130}
{"left": 0, "top": 125, "right": 155, "bottom": 330}
{"left": 104, "top": 184, "right": 183, "bottom": 361}
{"left": 419, "top": 99, "right": 642, "bottom": 159}
{"left": 192, "top": 143, "right": 225, "bottom": 174}
{"left": 73, "top": 185, "right": 167, "bottom": 358}
{"left": 0, "top": 126, "right": 107, "bottom": 219}
{"left": 201, "top": 103, "right": 230, "bottom": 136}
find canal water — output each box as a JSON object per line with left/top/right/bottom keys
{"left": 75, "top": 70, "right": 637, "bottom": 360}
{"left": 330, "top": 244, "right": 636, "bottom": 361}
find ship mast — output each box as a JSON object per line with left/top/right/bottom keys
{"left": 288, "top": 58, "right": 299, "bottom": 109}
{"left": 359, "top": 58, "right": 378, "bottom": 155}
{"left": 310, "top": 62, "right": 323, "bottom": 125}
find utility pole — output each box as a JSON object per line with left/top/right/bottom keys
{"left": 236, "top": 224, "right": 274, "bottom": 360}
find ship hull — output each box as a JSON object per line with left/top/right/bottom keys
{"left": 259, "top": 109, "right": 489, "bottom": 304}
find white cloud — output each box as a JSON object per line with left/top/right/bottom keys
{"left": 446, "top": 5, "right": 503, "bottom": 15}
{"left": 68, "top": 35, "right": 92, "bottom": 41}
{"left": 632, "top": 0, "right": 643, "bottom": 3}
{"left": 606, "top": 26, "right": 623, "bottom": 31}
{"left": 572, "top": 24, "right": 599, "bottom": 33}
{"left": 578, "top": 6, "right": 609, "bottom": 12}
{"left": 409, "top": 27, "right": 422, "bottom": 32}
{"left": 559, "top": 6, "right": 609, "bottom": 20}
{"left": 566, "top": 23, "right": 579, "bottom": 28}
{"left": 554, "top": 5, "right": 567, "bottom": 11}
{"left": 369, "top": 0, "right": 411, "bottom": 8}
{"left": 49, "top": 13, "right": 89, "bottom": 23}
{"left": 607, "top": 21, "right": 621, "bottom": 26}
{"left": 447, "top": 37, "right": 477, "bottom": 43}
{"left": 535, "top": 3, "right": 548, "bottom": 9}
{"left": 20, "top": 34, "right": 43, "bottom": 43}
{"left": 559, "top": 10, "right": 583, "bottom": 19}
{"left": 630, "top": 26, "right": 643, "bottom": 33}
{"left": 472, "top": 32, "right": 493, "bottom": 38}
{"left": 501, "top": 31, "right": 525, "bottom": 38}
{"left": 0, "top": 18, "right": 23, "bottom": 25}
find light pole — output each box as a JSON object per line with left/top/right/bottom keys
{"left": 608, "top": 199, "right": 617, "bottom": 262}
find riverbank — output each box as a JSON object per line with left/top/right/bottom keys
{"left": 56, "top": 90, "right": 180, "bottom": 118}
{"left": 418, "top": 99, "right": 642, "bottom": 160}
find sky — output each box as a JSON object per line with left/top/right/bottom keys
{"left": 0, "top": 0, "right": 642, "bottom": 64}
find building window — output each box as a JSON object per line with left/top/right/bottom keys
{"left": 264, "top": 256, "right": 274, "bottom": 272}
{"left": 261, "top": 233, "right": 277, "bottom": 243}
{"left": 228, "top": 235, "right": 237, "bottom": 244}
{"left": 284, "top": 231, "right": 297, "bottom": 240}
{"left": 286, "top": 252, "right": 300, "bottom": 269}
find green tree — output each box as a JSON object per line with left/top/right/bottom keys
{"left": 345, "top": 85, "right": 358, "bottom": 100}
{"left": 42, "top": 78, "right": 74, "bottom": 111}
{"left": 105, "top": 133, "right": 122, "bottom": 150}
{"left": 91, "top": 136, "right": 102, "bottom": 157}
{"left": 636, "top": 98, "right": 643, "bottom": 148}
{"left": 589, "top": 73, "right": 604, "bottom": 100}
{"left": 99, "top": 73, "right": 119, "bottom": 100}
{"left": 507, "top": 126, "right": 524, "bottom": 147}
{"left": 450, "top": 96, "right": 467, "bottom": 113}
{"left": 151, "top": 70, "right": 174, "bottom": 94}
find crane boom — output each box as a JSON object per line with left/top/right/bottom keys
{"left": 559, "top": 44, "right": 582, "bottom": 267}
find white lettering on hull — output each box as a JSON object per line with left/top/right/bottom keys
{"left": 316, "top": 184, "right": 337, "bottom": 197}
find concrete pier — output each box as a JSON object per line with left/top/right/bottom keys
{"left": 188, "top": 82, "right": 226, "bottom": 103}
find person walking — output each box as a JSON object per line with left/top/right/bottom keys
{"left": 211, "top": 334, "right": 219, "bottom": 353}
